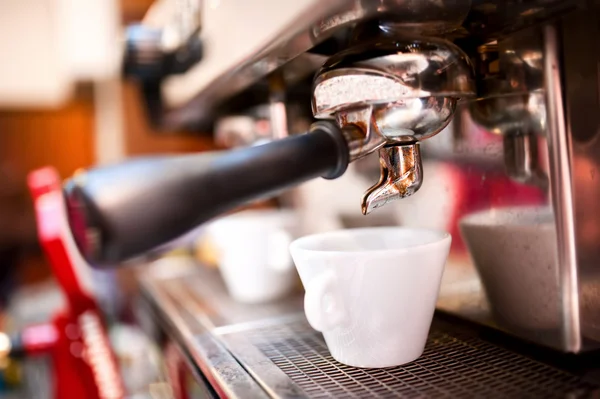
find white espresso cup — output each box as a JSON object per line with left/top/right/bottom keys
{"left": 459, "top": 206, "right": 559, "bottom": 331}
{"left": 290, "top": 227, "right": 452, "bottom": 368}
{"left": 206, "top": 209, "right": 298, "bottom": 304}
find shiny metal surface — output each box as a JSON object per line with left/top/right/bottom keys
{"left": 561, "top": 7, "right": 600, "bottom": 347}
{"left": 214, "top": 115, "right": 262, "bottom": 148}
{"left": 162, "top": 0, "right": 475, "bottom": 119}
{"left": 468, "top": 29, "right": 549, "bottom": 187}
{"left": 312, "top": 38, "right": 475, "bottom": 118}
{"left": 124, "top": 0, "right": 203, "bottom": 80}
{"left": 138, "top": 261, "right": 600, "bottom": 398}
{"left": 476, "top": 30, "right": 545, "bottom": 97}
{"left": 143, "top": 0, "right": 203, "bottom": 52}
{"left": 334, "top": 96, "right": 457, "bottom": 163}
{"left": 220, "top": 333, "right": 307, "bottom": 399}
{"left": 502, "top": 133, "right": 548, "bottom": 188}
{"left": 161, "top": 0, "right": 351, "bottom": 129}
{"left": 139, "top": 262, "right": 271, "bottom": 398}
{"left": 435, "top": 10, "right": 600, "bottom": 353}
{"left": 313, "top": 0, "right": 473, "bottom": 39}
{"left": 469, "top": 92, "right": 546, "bottom": 137}
{"left": 214, "top": 105, "right": 278, "bottom": 148}
{"left": 156, "top": 0, "right": 579, "bottom": 129}
{"left": 361, "top": 143, "right": 422, "bottom": 215}
{"left": 543, "top": 23, "right": 581, "bottom": 353}
{"left": 138, "top": 0, "right": 600, "bottom": 358}
{"left": 312, "top": 36, "right": 474, "bottom": 213}
{"left": 374, "top": 97, "right": 458, "bottom": 142}
{"left": 469, "top": 92, "right": 549, "bottom": 187}
{"left": 242, "top": 318, "right": 599, "bottom": 398}
{"left": 337, "top": 107, "right": 386, "bottom": 162}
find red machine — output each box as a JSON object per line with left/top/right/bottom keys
{"left": 3, "top": 167, "right": 126, "bottom": 399}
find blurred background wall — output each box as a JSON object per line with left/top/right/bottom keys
{"left": 0, "top": 0, "right": 216, "bottom": 299}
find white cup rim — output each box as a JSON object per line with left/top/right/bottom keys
{"left": 289, "top": 226, "right": 451, "bottom": 256}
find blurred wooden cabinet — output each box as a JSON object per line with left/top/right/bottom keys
{"left": 0, "top": 0, "right": 215, "bottom": 179}
{"left": 0, "top": 0, "right": 217, "bottom": 284}
{"left": 120, "top": 0, "right": 155, "bottom": 23}
{"left": 0, "top": 90, "right": 96, "bottom": 283}
{"left": 0, "top": 91, "right": 95, "bottom": 180}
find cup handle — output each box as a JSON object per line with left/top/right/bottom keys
{"left": 304, "top": 270, "right": 346, "bottom": 332}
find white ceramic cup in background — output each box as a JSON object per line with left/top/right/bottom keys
{"left": 206, "top": 209, "right": 299, "bottom": 304}
{"left": 459, "top": 206, "right": 559, "bottom": 331}
{"left": 290, "top": 227, "right": 452, "bottom": 368}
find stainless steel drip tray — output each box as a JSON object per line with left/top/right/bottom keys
{"left": 218, "top": 317, "right": 599, "bottom": 399}
{"left": 139, "top": 262, "right": 600, "bottom": 398}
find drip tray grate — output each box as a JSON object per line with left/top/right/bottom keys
{"left": 246, "top": 318, "right": 599, "bottom": 398}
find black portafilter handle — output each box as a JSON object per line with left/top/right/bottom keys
{"left": 64, "top": 121, "right": 349, "bottom": 267}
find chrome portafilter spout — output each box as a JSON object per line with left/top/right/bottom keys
{"left": 362, "top": 142, "right": 423, "bottom": 214}
{"left": 311, "top": 36, "right": 475, "bottom": 214}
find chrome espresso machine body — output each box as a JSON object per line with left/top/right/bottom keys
{"left": 64, "top": 0, "right": 600, "bottom": 397}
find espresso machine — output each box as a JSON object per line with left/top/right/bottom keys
{"left": 52, "top": 0, "right": 600, "bottom": 396}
